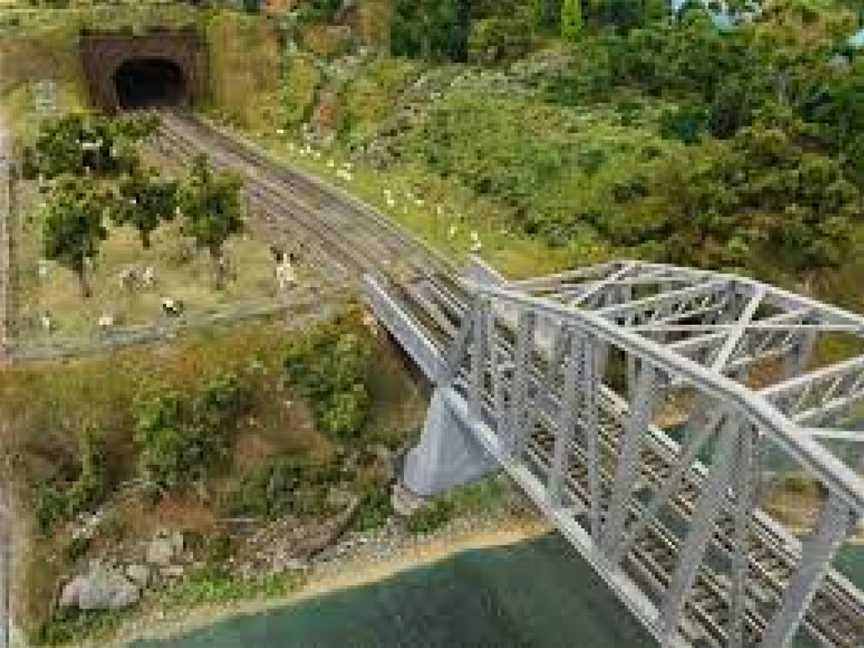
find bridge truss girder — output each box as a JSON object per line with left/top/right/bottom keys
{"left": 433, "top": 261, "right": 864, "bottom": 648}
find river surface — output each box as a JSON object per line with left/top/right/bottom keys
{"left": 130, "top": 534, "right": 863, "bottom": 648}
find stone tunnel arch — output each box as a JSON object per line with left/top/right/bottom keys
{"left": 114, "top": 58, "right": 187, "bottom": 109}
{"left": 80, "top": 31, "right": 207, "bottom": 112}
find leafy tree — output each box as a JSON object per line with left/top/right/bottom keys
{"left": 110, "top": 166, "right": 178, "bottom": 249}
{"left": 178, "top": 154, "right": 244, "bottom": 290}
{"left": 391, "top": 0, "right": 472, "bottom": 62}
{"left": 533, "top": 0, "right": 563, "bottom": 30}
{"left": 42, "top": 177, "right": 111, "bottom": 298}
{"left": 561, "top": 0, "right": 583, "bottom": 39}
{"left": 606, "top": 126, "right": 863, "bottom": 271}
{"left": 23, "top": 112, "right": 158, "bottom": 180}
{"left": 469, "top": 14, "right": 535, "bottom": 63}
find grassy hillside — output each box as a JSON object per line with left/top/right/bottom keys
{"left": 219, "top": 0, "right": 864, "bottom": 311}
{"left": 3, "top": 310, "right": 430, "bottom": 644}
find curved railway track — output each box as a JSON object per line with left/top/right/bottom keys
{"left": 152, "top": 110, "right": 862, "bottom": 648}
{"left": 156, "top": 110, "right": 455, "bottom": 286}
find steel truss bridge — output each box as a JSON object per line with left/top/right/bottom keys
{"left": 367, "top": 259, "right": 864, "bottom": 648}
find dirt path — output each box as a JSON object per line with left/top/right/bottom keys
{"left": 0, "top": 114, "right": 10, "bottom": 364}
{"left": 0, "top": 113, "right": 12, "bottom": 648}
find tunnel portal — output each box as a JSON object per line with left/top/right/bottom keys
{"left": 80, "top": 31, "right": 206, "bottom": 112}
{"left": 114, "top": 58, "right": 187, "bottom": 109}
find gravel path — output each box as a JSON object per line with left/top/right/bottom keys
{"left": 0, "top": 116, "right": 11, "bottom": 364}
{"left": 0, "top": 114, "right": 12, "bottom": 648}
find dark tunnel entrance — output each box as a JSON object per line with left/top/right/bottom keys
{"left": 114, "top": 58, "right": 187, "bottom": 109}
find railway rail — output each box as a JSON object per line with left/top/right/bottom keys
{"left": 151, "top": 110, "right": 863, "bottom": 648}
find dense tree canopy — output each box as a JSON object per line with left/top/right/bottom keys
{"left": 42, "top": 176, "right": 111, "bottom": 298}
{"left": 23, "top": 113, "right": 158, "bottom": 180}
{"left": 178, "top": 154, "right": 245, "bottom": 289}
{"left": 110, "top": 166, "right": 179, "bottom": 249}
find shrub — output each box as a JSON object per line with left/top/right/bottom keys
{"left": 34, "top": 427, "right": 106, "bottom": 534}
{"left": 133, "top": 371, "right": 252, "bottom": 491}
{"left": 405, "top": 498, "right": 454, "bottom": 534}
{"left": 659, "top": 105, "right": 708, "bottom": 144}
{"left": 468, "top": 15, "right": 535, "bottom": 64}
{"left": 280, "top": 55, "right": 321, "bottom": 129}
{"left": 283, "top": 324, "right": 372, "bottom": 441}
{"left": 225, "top": 455, "right": 340, "bottom": 519}
{"left": 353, "top": 486, "right": 393, "bottom": 531}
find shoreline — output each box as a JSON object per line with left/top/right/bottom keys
{"left": 98, "top": 515, "right": 552, "bottom": 648}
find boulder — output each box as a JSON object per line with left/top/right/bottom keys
{"left": 125, "top": 564, "right": 151, "bottom": 589}
{"left": 161, "top": 565, "right": 185, "bottom": 579}
{"left": 146, "top": 537, "right": 174, "bottom": 567}
{"left": 59, "top": 565, "right": 140, "bottom": 611}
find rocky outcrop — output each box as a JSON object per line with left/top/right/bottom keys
{"left": 59, "top": 563, "right": 140, "bottom": 611}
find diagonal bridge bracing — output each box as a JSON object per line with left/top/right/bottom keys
{"left": 366, "top": 260, "right": 864, "bottom": 648}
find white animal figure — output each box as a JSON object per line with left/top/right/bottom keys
{"left": 40, "top": 311, "right": 53, "bottom": 333}
{"left": 470, "top": 231, "right": 482, "bottom": 253}
{"left": 448, "top": 224, "right": 458, "bottom": 239}
{"left": 37, "top": 259, "right": 50, "bottom": 280}
{"left": 141, "top": 266, "right": 156, "bottom": 289}
{"left": 161, "top": 297, "right": 184, "bottom": 317}
{"left": 119, "top": 267, "right": 139, "bottom": 291}
{"left": 275, "top": 254, "right": 297, "bottom": 292}
{"left": 98, "top": 313, "right": 114, "bottom": 330}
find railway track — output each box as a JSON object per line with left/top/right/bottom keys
{"left": 155, "top": 110, "right": 454, "bottom": 286}
{"left": 151, "top": 111, "right": 863, "bottom": 647}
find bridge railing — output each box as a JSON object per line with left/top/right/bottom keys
{"left": 441, "top": 282, "right": 863, "bottom": 648}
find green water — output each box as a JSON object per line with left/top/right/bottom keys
{"left": 130, "top": 535, "right": 864, "bottom": 648}
{"left": 130, "top": 534, "right": 654, "bottom": 648}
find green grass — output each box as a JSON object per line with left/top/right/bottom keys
{"left": 158, "top": 566, "right": 307, "bottom": 609}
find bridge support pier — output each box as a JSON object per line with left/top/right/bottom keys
{"left": 401, "top": 388, "right": 499, "bottom": 498}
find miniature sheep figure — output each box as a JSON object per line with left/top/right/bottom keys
{"left": 161, "top": 297, "right": 184, "bottom": 317}
{"left": 275, "top": 253, "right": 297, "bottom": 292}
{"left": 141, "top": 266, "right": 156, "bottom": 289}
{"left": 40, "top": 311, "right": 53, "bottom": 333}
{"left": 98, "top": 313, "right": 114, "bottom": 330}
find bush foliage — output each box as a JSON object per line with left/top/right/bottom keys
{"left": 34, "top": 427, "right": 106, "bottom": 534}
{"left": 133, "top": 371, "right": 252, "bottom": 491}
{"left": 283, "top": 322, "right": 373, "bottom": 441}
{"left": 23, "top": 112, "right": 158, "bottom": 180}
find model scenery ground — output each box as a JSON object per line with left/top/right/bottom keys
{"left": 1, "top": 1, "right": 863, "bottom": 646}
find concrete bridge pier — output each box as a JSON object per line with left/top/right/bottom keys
{"left": 385, "top": 257, "right": 506, "bottom": 512}
{"left": 400, "top": 388, "right": 499, "bottom": 499}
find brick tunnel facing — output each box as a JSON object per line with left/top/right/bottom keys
{"left": 80, "top": 31, "right": 206, "bottom": 112}
{"left": 114, "top": 58, "right": 187, "bottom": 109}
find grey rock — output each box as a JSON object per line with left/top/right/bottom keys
{"left": 146, "top": 537, "right": 174, "bottom": 567}
{"left": 125, "top": 564, "right": 150, "bottom": 588}
{"left": 59, "top": 565, "right": 140, "bottom": 611}
{"left": 161, "top": 565, "right": 185, "bottom": 579}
